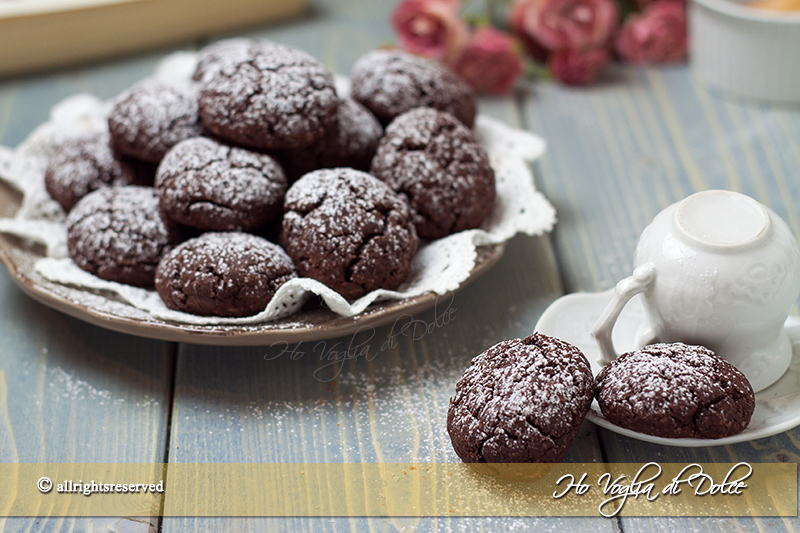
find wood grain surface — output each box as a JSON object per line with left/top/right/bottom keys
{"left": 0, "top": 53, "right": 176, "bottom": 533}
{"left": 0, "top": 0, "right": 798, "bottom": 531}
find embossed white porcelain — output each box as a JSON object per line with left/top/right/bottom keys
{"left": 592, "top": 190, "right": 800, "bottom": 392}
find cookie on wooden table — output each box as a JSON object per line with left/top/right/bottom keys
{"left": 370, "top": 107, "right": 495, "bottom": 240}
{"left": 155, "top": 232, "right": 296, "bottom": 317}
{"left": 108, "top": 81, "right": 204, "bottom": 164}
{"left": 351, "top": 49, "right": 476, "bottom": 127}
{"left": 447, "top": 333, "right": 594, "bottom": 463}
{"left": 594, "top": 343, "right": 755, "bottom": 439}
{"left": 282, "top": 168, "right": 417, "bottom": 300}
{"left": 45, "top": 133, "right": 152, "bottom": 212}
{"left": 66, "top": 186, "right": 183, "bottom": 287}
{"left": 278, "top": 97, "right": 383, "bottom": 182}
{"left": 198, "top": 39, "right": 338, "bottom": 151}
{"left": 155, "top": 137, "right": 287, "bottom": 231}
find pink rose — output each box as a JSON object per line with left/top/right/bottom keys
{"left": 392, "top": 0, "right": 469, "bottom": 61}
{"left": 509, "top": 0, "right": 619, "bottom": 52}
{"left": 616, "top": 1, "right": 688, "bottom": 63}
{"left": 451, "top": 28, "right": 523, "bottom": 95}
{"left": 547, "top": 47, "right": 610, "bottom": 84}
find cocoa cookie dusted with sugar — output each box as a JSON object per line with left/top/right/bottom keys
{"left": 192, "top": 38, "right": 254, "bottom": 82}
{"left": 282, "top": 168, "right": 417, "bottom": 300}
{"left": 45, "top": 133, "right": 152, "bottom": 212}
{"left": 108, "top": 81, "right": 204, "bottom": 164}
{"left": 278, "top": 98, "right": 383, "bottom": 182}
{"left": 370, "top": 107, "right": 495, "bottom": 240}
{"left": 594, "top": 343, "right": 755, "bottom": 439}
{"left": 198, "top": 40, "right": 338, "bottom": 150}
{"left": 351, "top": 49, "right": 476, "bottom": 127}
{"left": 447, "top": 333, "right": 594, "bottom": 463}
{"left": 155, "top": 232, "right": 296, "bottom": 317}
{"left": 155, "top": 137, "right": 287, "bottom": 231}
{"left": 66, "top": 186, "right": 184, "bottom": 287}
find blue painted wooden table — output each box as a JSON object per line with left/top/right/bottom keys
{"left": 0, "top": 0, "right": 799, "bottom": 531}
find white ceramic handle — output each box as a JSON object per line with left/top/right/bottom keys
{"left": 591, "top": 263, "right": 656, "bottom": 364}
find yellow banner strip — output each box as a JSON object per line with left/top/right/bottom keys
{"left": 0, "top": 463, "right": 795, "bottom": 517}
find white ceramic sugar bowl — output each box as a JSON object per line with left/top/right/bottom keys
{"left": 593, "top": 190, "right": 800, "bottom": 392}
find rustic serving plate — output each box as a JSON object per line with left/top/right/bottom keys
{"left": 0, "top": 180, "right": 504, "bottom": 345}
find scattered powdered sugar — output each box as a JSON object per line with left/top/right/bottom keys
{"left": 0, "top": 52, "right": 555, "bottom": 326}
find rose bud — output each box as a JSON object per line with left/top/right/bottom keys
{"left": 548, "top": 47, "right": 610, "bottom": 85}
{"left": 509, "top": 0, "right": 619, "bottom": 52}
{"left": 451, "top": 27, "right": 524, "bottom": 95}
{"left": 392, "top": 0, "right": 469, "bottom": 61}
{"left": 616, "top": 1, "right": 688, "bottom": 63}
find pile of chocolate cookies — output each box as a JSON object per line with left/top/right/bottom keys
{"left": 447, "top": 336, "right": 755, "bottom": 464}
{"left": 45, "top": 39, "right": 497, "bottom": 318}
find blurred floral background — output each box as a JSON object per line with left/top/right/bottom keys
{"left": 391, "top": 0, "right": 688, "bottom": 91}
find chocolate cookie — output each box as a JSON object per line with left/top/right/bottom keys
{"left": 155, "top": 232, "right": 296, "bottom": 317}
{"left": 198, "top": 40, "right": 338, "bottom": 150}
{"left": 447, "top": 333, "right": 593, "bottom": 463}
{"left": 351, "top": 49, "right": 476, "bottom": 127}
{"left": 45, "top": 133, "right": 152, "bottom": 212}
{"left": 594, "top": 343, "right": 755, "bottom": 439}
{"left": 282, "top": 168, "right": 417, "bottom": 300}
{"left": 66, "top": 186, "right": 183, "bottom": 287}
{"left": 370, "top": 107, "right": 495, "bottom": 240}
{"left": 278, "top": 97, "right": 383, "bottom": 182}
{"left": 108, "top": 81, "right": 204, "bottom": 164}
{"left": 193, "top": 38, "right": 254, "bottom": 82}
{"left": 155, "top": 137, "right": 287, "bottom": 231}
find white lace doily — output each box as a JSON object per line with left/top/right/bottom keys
{"left": 0, "top": 52, "right": 555, "bottom": 326}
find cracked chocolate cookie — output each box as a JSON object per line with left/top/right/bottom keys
{"left": 108, "top": 81, "right": 204, "bottom": 164}
{"left": 193, "top": 38, "right": 254, "bottom": 82}
{"left": 155, "top": 137, "right": 287, "bottom": 231}
{"left": 370, "top": 107, "right": 495, "bottom": 240}
{"left": 282, "top": 168, "right": 417, "bottom": 300}
{"left": 278, "top": 97, "right": 383, "bottom": 182}
{"left": 155, "top": 232, "right": 296, "bottom": 317}
{"left": 45, "top": 133, "right": 153, "bottom": 212}
{"left": 447, "top": 333, "right": 593, "bottom": 463}
{"left": 351, "top": 49, "right": 476, "bottom": 127}
{"left": 594, "top": 343, "right": 755, "bottom": 439}
{"left": 198, "top": 39, "right": 338, "bottom": 150}
{"left": 66, "top": 186, "right": 184, "bottom": 287}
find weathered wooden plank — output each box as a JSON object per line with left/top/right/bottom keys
{"left": 0, "top": 53, "right": 177, "bottom": 533}
{"left": 0, "top": 268, "right": 174, "bottom": 532}
{"left": 523, "top": 64, "right": 800, "bottom": 531}
{"left": 161, "top": 0, "right": 621, "bottom": 528}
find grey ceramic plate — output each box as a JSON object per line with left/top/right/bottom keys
{"left": 0, "top": 182, "right": 504, "bottom": 346}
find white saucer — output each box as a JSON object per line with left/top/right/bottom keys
{"left": 534, "top": 290, "right": 800, "bottom": 446}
